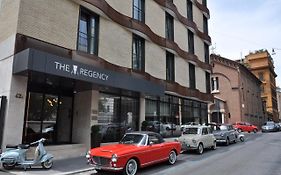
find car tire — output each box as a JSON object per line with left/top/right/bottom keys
{"left": 225, "top": 138, "right": 230, "bottom": 146}
{"left": 212, "top": 141, "right": 217, "bottom": 150}
{"left": 253, "top": 129, "right": 258, "bottom": 133}
{"left": 167, "top": 150, "right": 177, "bottom": 165}
{"left": 197, "top": 143, "right": 204, "bottom": 154}
{"left": 123, "top": 159, "right": 138, "bottom": 175}
{"left": 2, "top": 163, "right": 16, "bottom": 170}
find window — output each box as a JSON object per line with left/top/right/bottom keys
{"left": 202, "top": 0, "right": 207, "bottom": 6}
{"left": 165, "top": 12, "right": 174, "bottom": 41}
{"left": 211, "top": 77, "right": 219, "bottom": 91}
{"left": 258, "top": 72, "right": 264, "bottom": 81}
{"left": 188, "top": 30, "right": 194, "bottom": 54}
{"left": 203, "top": 15, "right": 208, "bottom": 34}
{"left": 166, "top": 51, "right": 175, "bottom": 81}
{"left": 187, "top": 0, "right": 193, "bottom": 21}
{"left": 133, "top": 0, "right": 145, "bottom": 22}
{"left": 189, "top": 63, "right": 196, "bottom": 89}
{"left": 205, "top": 72, "right": 211, "bottom": 93}
{"left": 204, "top": 43, "right": 209, "bottom": 63}
{"left": 78, "top": 8, "right": 99, "bottom": 55}
{"left": 132, "top": 34, "right": 145, "bottom": 71}
{"left": 97, "top": 93, "right": 139, "bottom": 143}
{"left": 202, "top": 128, "right": 208, "bottom": 135}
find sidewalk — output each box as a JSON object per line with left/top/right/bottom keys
{"left": 0, "top": 156, "right": 96, "bottom": 175}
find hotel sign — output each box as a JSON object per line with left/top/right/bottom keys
{"left": 54, "top": 61, "right": 109, "bottom": 81}
{"left": 13, "top": 48, "right": 165, "bottom": 96}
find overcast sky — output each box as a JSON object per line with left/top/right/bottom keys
{"left": 208, "top": 0, "right": 281, "bottom": 86}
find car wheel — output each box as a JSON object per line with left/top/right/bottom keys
{"left": 123, "top": 159, "right": 138, "bottom": 175}
{"left": 2, "top": 163, "right": 16, "bottom": 170}
{"left": 212, "top": 141, "right": 217, "bottom": 150}
{"left": 197, "top": 143, "right": 204, "bottom": 154}
{"left": 225, "top": 138, "right": 230, "bottom": 146}
{"left": 237, "top": 129, "right": 242, "bottom": 133}
{"left": 167, "top": 150, "right": 177, "bottom": 165}
{"left": 253, "top": 129, "right": 258, "bottom": 133}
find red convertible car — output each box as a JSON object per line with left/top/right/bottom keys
{"left": 86, "top": 131, "right": 181, "bottom": 175}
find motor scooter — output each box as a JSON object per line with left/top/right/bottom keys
{"left": 235, "top": 129, "right": 245, "bottom": 142}
{"left": 0, "top": 138, "right": 53, "bottom": 170}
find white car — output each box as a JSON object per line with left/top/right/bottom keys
{"left": 179, "top": 125, "right": 216, "bottom": 154}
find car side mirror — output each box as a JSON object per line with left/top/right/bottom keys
{"left": 149, "top": 141, "right": 154, "bottom": 145}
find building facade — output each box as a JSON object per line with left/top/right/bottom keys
{"left": 244, "top": 50, "right": 279, "bottom": 122}
{"left": 0, "top": 0, "right": 212, "bottom": 149}
{"left": 276, "top": 87, "right": 281, "bottom": 122}
{"left": 210, "top": 54, "right": 266, "bottom": 127}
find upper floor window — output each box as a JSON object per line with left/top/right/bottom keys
{"left": 202, "top": 0, "right": 207, "bottom": 6}
{"left": 132, "top": 34, "right": 145, "bottom": 71}
{"left": 203, "top": 15, "right": 208, "bottom": 34}
{"left": 189, "top": 63, "right": 196, "bottom": 89}
{"left": 166, "top": 51, "right": 175, "bottom": 81}
{"left": 205, "top": 72, "right": 211, "bottom": 94}
{"left": 188, "top": 30, "right": 194, "bottom": 54}
{"left": 78, "top": 8, "right": 99, "bottom": 55}
{"left": 133, "top": 0, "right": 145, "bottom": 22}
{"left": 258, "top": 72, "right": 264, "bottom": 81}
{"left": 187, "top": 0, "right": 193, "bottom": 21}
{"left": 165, "top": 12, "right": 174, "bottom": 41}
{"left": 204, "top": 43, "right": 209, "bottom": 63}
{"left": 211, "top": 77, "right": 219, "bottom": 92}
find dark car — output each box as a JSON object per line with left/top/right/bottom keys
{"left": 212, "top": 124, "right": 237, "bottom": 145}
{"left": 261, "top": 121, "right": 279, "bottom": 132}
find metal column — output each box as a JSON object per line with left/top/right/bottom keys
{"left": 0, "top": 96, "right": 7, "bottom": 148}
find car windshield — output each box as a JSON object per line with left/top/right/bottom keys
{"left": 183, "top": 127, "right": 199, "bottom": 134}
{"left": 265, "top": 122, "right": 274, "bottom": 126}
{"left": 219, "top": 125, "right": 228, "bottom": 131}
{"left": 119, "top": 134, "right": 144, "bottom": 145}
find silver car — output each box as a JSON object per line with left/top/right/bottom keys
{"left": 213, "top": 124, "right": 237, "bottom": 146}
{"left": 179, "top": 125, "right": 216, "bottom": 154}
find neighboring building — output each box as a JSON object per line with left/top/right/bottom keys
{"left": 277, "top": 87, "right": 281, "bottom": 122}
{"left": 210, "top": 54, "right": 266, "bottom": 127}
{"left": 0, "top": 0, "right": 212, "bottom": 150}
{"left": 244, "top": 50, "right": 279, "bottom": 122}
{"left": 208, "top": 96, "right": 229, "bottom": 124}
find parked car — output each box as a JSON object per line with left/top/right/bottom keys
{"left": 233, "top": 122, "right": 258, "bottom": 133}
{"left": 181, "top": 122, "right": 200, "bottom": 131}
{"left": 261, "top": 121, "right": 279, "bottom": 132}
{"left": 86, "top": 131, "right": 181, "bottom": 175}
{"left": 212, "top": 124, "right": 237, "bottom": 145}
{"left": 179, "top": 125, "right": 216, "bottom": 154}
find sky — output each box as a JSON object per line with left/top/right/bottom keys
{"left": 208, "top": 0, "right": 281, "bottom": 86}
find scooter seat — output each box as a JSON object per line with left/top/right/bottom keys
{"left": 6, "top": 144, "right": 18, "bottom": 148}
{"left": 18, "top": 144, "right": 30, "bottom": 149}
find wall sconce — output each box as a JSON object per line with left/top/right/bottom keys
{"left": 15, "top": 93, "right": 24, "bottom": 99}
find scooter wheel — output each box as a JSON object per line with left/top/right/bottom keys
{"left": 41, "top": 160, "right": 53, "bottom": 169}
{"left": 240, "top": 137, "right": 245, "bottom": 142}
{"left": 2, "top": 163, "right": 16, "bottom": 170}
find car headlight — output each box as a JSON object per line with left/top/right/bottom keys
{"left": 86, "top": 150, "right": 91, "bottom": 159}
{"left": 220, "top": 133, "right": 224, "bottom": 137}
{"left": 111, "top": 154, "right": 118, "bottom": 163}
{"left": 192, "top": 139, "right": 197, "bottom": 144}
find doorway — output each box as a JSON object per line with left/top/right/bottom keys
{"left": 23, "top": 92, "right": 73, "bottom": 144}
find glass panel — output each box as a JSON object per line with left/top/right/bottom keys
{"left": 97, "top": 93, "right": 139, "bottom": 143}
{"left": 42, "top": 94, "right": 58, "bottom": 144}
{"left": 56, "top": 96, "right": 72, "bottom": 143}
{"left": 23, "top": 92, "right": 44, "bottom": 143}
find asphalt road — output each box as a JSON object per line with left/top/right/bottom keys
{"left": 91, "top": 132, "right": 281, "bottom": 175}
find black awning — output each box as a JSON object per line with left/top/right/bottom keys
{"left": 13, "top": 48, "right": 164, "bottom": 96}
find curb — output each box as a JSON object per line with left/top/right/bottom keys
{"left": 56, "top": 167, "right": 97, "bottom": 175}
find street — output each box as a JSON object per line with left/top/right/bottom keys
{"left": 86, "top": 132, "right": 281, "bottom": 175}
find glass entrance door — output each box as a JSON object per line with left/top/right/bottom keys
{"left": 23, "top": 92, "right": 73, "bottom": 144}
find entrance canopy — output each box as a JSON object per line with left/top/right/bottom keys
{"left": 13, "top": 48, "right": 165, "bottom": 96}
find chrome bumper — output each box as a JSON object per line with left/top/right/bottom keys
{"left": 88, "top": 159, "right": 123, "bottom": 171}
